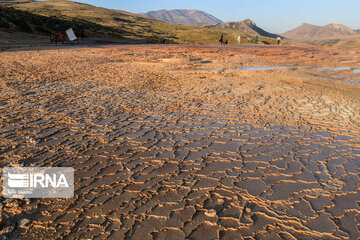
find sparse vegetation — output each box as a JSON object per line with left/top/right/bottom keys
{"left": 0, "top": 0, "right": 279, "bottom": 44}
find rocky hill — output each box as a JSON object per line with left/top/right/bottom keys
{"left": 282, "top": 23, "right": 357, "bottom": 42}
{"left": 141, "top": 9, "right": 223, "bottom": 26}
{"left": 214, "top": 19, "right": 279, "bottom": 38}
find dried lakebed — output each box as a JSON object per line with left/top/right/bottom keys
{"left": 0, "top": 45, "right": 360, "bottom": 239}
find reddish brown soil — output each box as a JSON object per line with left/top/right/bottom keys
{"left": 0, "top": 44, "right": 359, "bottom": 239}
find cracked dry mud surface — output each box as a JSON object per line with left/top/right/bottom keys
{"left": 0, "top": 45, "right": 360, "bottom": 239}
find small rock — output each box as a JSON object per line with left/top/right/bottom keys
{"left": 204, "top": 209, "right": 217, "bottom": 217}
{"left": 17, "top": 218, "right": 30, "bottom": 228}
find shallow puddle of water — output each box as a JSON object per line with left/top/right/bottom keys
{"left": 231, "top": 66, "right": 288, "bottom": 71}
{"left": 353, "top": 69, "right": 360, "bottom": 73}
{"left": 340, "top": 60, "right": 357, "bottom": 63}
{"left": 198, "top": 66, "right": 289, "bottom": 71}
{"left": 198, "top": 68, "right": 224, "bottom": 71}
{"left": 333, "top": 67, "right": 351, "bottom": 71}
{"left": 317, "top": 66, "right": 352, "bottom": 71}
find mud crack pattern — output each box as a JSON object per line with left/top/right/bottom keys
{"left": 0, "top": 45, "right": 359, "bottom": 239}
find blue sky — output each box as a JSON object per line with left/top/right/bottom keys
{"left": 73, "top": 0, "right": 360, "bottom": 33}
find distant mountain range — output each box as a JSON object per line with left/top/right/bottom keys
{"left": 282, "top": 23, "right": 358, "bottom": 42}
{"left": 141, "top": 9, "right": 223, "bottom": 26}
{"left": 142, "top": 10, "right": 278, "bottom": 39}
{"left": 214, "top": 19, "right": 279, "bottom": 38}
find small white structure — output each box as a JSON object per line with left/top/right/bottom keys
{"left": 66, "top": 28, "right": 77, "bottom": 41}
{"left": 237, "top": 35, "right": 241, "bottom": 44}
